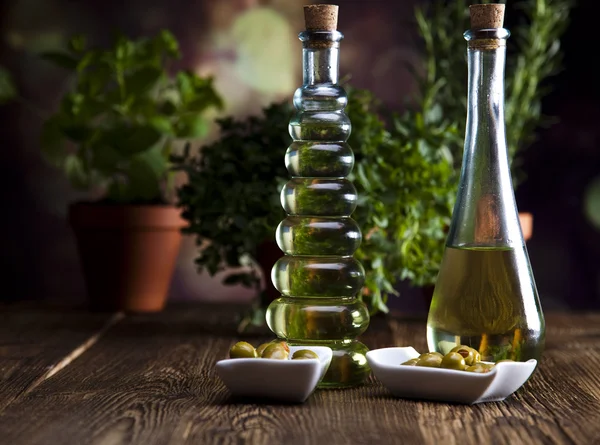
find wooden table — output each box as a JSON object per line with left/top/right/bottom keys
{"left": 0, "top": 303, "right": 599, "bottom": 445}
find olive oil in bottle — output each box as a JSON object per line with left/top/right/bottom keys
{"left": 266, "top": 5, "right": 370, "bottom": 387}
{"left": 426, "top": 4, "right": 545, "bottom": 363}
{"left": 427, "top": 246, "right": 544, "bottom": 362}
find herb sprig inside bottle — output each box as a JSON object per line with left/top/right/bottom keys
{"left": 266, "top": 4, "right": 371, "bottom": 388}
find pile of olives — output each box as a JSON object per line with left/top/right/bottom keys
{"left": 402, "top": 345, "right": 513, "bottom": 373}
{"left": 229, "top": 341, "right": 319, "bottom": 360}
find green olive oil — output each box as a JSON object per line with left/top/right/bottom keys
{"left": 427, "top": 246, "right": 544, "bottom": 362}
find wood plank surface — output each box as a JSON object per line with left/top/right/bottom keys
{"left": 388, "top": 313, "right": 600, "bottom": 445}
{"left": 0, "top": 305, "right": 598, "bottom": 445}
{"left": 0, "top": 305, "right": 119, "bottom": 415}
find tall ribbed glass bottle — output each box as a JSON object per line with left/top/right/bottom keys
{"left": 266, "top": 4, "right": 370, "bottom": 388}
{"left": 427, "top": 4, "right": 545, "bottom": 363}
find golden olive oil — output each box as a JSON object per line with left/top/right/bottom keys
{"left": 427, "top": 246, "right": 545, "bottom": 362}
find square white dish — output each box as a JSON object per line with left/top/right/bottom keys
{"left": 366, "top": 346, "right": 537, "bottom": 404}
{"left": 216, "top": 345, "right": 332, "bottom": 403}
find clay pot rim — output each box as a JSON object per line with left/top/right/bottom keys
{"left": 69, "top": 202, "right": 188, "bottom": 230}
{"left": 518, "top": 211, "right": 533, "bottom": 242}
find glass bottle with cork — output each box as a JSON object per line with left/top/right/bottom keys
{"left": 266, "top": 4, "right": 370, "bottom": 388}
{"left": 426, "top": 4, "right": 545, "bottom": 363}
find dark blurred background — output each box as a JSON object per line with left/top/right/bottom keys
{"left": 0, "top": 0, "right": 599, "bottom": 311}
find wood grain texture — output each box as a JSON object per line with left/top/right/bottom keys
{"left": 0, "top": 306, "right": 599, "bottom": 445}
{"left": 0, "top": 304, "right": 247, "bottom": 445}
{"left": 387, "top": 313, "right": 600, "bottom": 445}
{"left": 0, "top": 305, "right": 117, "bottom": 414}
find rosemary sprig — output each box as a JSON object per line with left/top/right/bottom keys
{"left": 415, "top": 0, "right": 572, "bottom": 186}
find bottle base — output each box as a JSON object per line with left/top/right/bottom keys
{"left": 289, "top": 340, "right": 370, "bottom": 388}
{"left": 426, "top": 325, "right": 544, "bottom": 362}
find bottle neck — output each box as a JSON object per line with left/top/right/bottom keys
{"left": 464, "top": 45, "right": 512, "bottom": 192}
{"left": 300, "top": 30, "right": 342, "bottom": 85}
{"left": 447, "top": 28, "right": 523, "bottom": 247}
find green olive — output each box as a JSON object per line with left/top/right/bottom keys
{"left": 291, "top": 349, "right": 319, "bottom": 360}
{"left": 229, "top": 341, "right": 257, "bottom": 359}
{"left": 441, "top": 352, "right": 467, "bottom": 370}
{"left": 450, "top": 347, "right": 477, "bottom": 366}
{"left": 422, "top": 351, "right": 443, "bottom": 359}
{"left": 261, "top": 343, "right": 289, "bottom": 360}
{"left": 470, "top": 348, "right": 482, "bottom": 363}
{"left": 465, "top": 363, "right": 494, "bottom": 373}
{"left": 257, "top": 341, "right": 290, "bottom": 358}
{"left": 450, "top": 345, "right": 481, "bottom": 365}
{"left": 256, "top": 343, "right": 270, "bottom": 357}
{"left": 401, "top": 358, "right": 419, "bottom": 366}
{"left": 416, "top": 353, "right": 443, "bottom": 368}
{"left": 271, "top": 341, "right": 290, "bottom": 353}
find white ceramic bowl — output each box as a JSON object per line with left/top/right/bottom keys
{"left": 216, "top": 345, "right": 332, "bottom": 403}
{"left": 366, "top": 346, "right": 537, "bottom": 404}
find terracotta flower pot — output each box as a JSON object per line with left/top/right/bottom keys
{"left": 519, "top": 212, "right": 533, "bottom": 242}
{"left": 69, "top": 203, "right": 186, "bottom": 312}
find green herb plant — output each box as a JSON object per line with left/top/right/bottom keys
{"left": 173, "top": 104, "right": 290, "bottom": 307}
{"left": 0, "top": 66, "right": 17, "bottom": 105}
{"left": 174, "top": 86, "right": 458, "bottom": 320}
{"left": 174, "top": 0, "right": 571, "bottom": 326}
{"left": 350, "top": 89, "right": 459, "bottom": 314}
{"left": 416, "top": 0, "right": 572, "bottom": 185}
{"left": 41, "top": 30, "right": 222, "bottom": 204}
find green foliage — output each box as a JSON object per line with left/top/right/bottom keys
{"left": 175, "top": 0, "right": 570, "bottom": 319}
{"left": 0, "top": 66, "right": 17, "bottom": 105}
{"left": 174, "top": 87, "right": 458, "bottom": 314}
{"left": 416, "top": 0, "right": 572, "bottom": 185}
{"left": 173, "top": 104, "right": 289, "bottom": 286}
{"left": 349, "top": 89, "right": 459, "bottom": 313}
{"left": 40, "top": 31, "right": 222, "bottom": 204}
{"left": 584, "top": 177, "right": 600, "bottom": 230}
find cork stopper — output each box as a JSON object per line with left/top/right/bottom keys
{"left": 469, "top": 3, "right": 505, "bottom": 29}
{"left": 304, "top": 4, "right": 339, "bottom": 31}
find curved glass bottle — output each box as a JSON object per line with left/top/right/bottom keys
{"left": 266, "top": 28, "right": 370, "bottom": 387}
{"left": 426, "top": 26, "right": 545, "bottom": 363}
